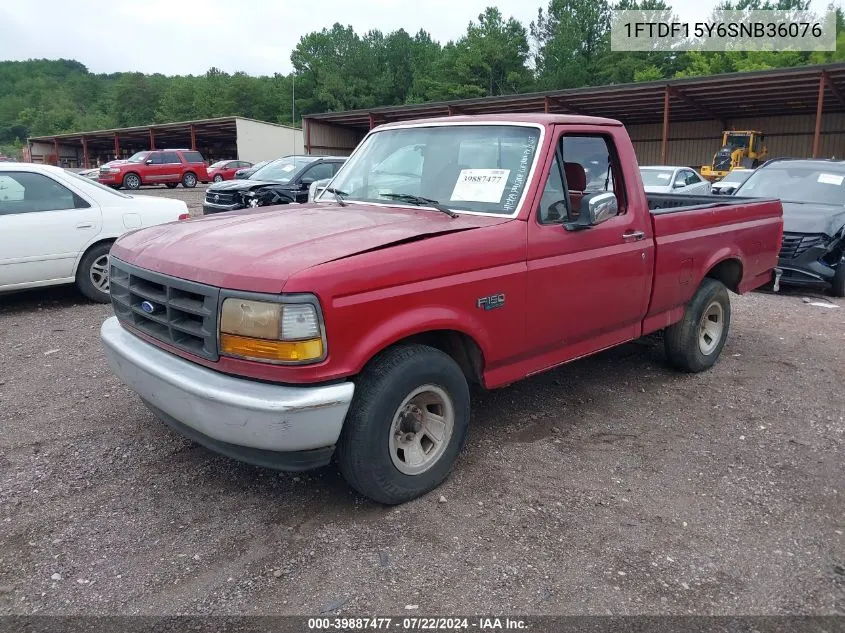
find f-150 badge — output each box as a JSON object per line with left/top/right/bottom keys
{"left": 477, "top": 294, "right": 505, "bottom": 311}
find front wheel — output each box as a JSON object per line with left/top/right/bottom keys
{"left": 830, "top": 260, "right": 845, "bottom": 298}
{"left": 182, "top": 172, "right": 197, "bottom": 188}
{"left": 122, "top": 173, "right": 141, "bottom": 190}
{"left": 336, "top": 344, "right": 471, "bottom": 505}
{"left": 213, "top": 174, "right": 223, "bottom": 182}
{"left": 664, "top": 278, "right": 731, "bottom": 373}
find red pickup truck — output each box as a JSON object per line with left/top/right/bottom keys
{"left": 100, "top": 114, "right": 783, "bottom": 504}
{"left": 98, "top": 149, "right": 210, "bottom": 190}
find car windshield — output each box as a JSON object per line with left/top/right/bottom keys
{"left": 323, "top": 124, "right": 542, "bottom": 215}
{"left": 209, "top": 161, "right": 228, "bottom": 168}
{"left": 65, "top": 170, "right": 131, "bottom": 198}
{"left": 718, "top": 170, "right": 753, "bottom": 185}
{"left": 127, "top": 152, "right": 149, "bottom": 163}
{"left": 250, "top": 157, "right": 313, "bottom": 182}
{"left": 640, "top": 169, "right": 674, "bottom": 186}
{"left": 736, "top": 164, "right": 845, "bottom": 205}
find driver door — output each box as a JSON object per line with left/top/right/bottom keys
{"left": 525, "top": 128, "right": 653, "bottom": 366}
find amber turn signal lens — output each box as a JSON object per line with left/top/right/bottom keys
{"left": 219, "top": 333, "right": 324, "bottom": 363}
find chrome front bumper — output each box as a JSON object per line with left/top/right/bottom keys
{"left": 100, "top": 317, "right": 355, "bottom": 455}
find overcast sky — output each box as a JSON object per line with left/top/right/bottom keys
{"left": 0, "top": 0, "right": 837, "bottom": 77}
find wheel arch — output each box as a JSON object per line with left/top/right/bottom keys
{"left": 704, "top": 256, "right": 743, "bottom": 293}
{"left": 72, "top": 237, "right": 117, "bottom": 277}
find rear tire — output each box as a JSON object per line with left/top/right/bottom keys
{"left": 830, "top": 260, "right": 845, "bottom": 298}
{"left": 336, "top": 344, "right": 471, "bottom": 505}
{"left": 75, "top": 242, "right": 113, "bottom": 303}
{"left": 664, "top": 278, "right": 731, "bottom": 373}
{"left": 182, "top": 172, "right": 197, "bottom": 188}
{"left": 122, "top": 173, "right": 141, "bottom": 190}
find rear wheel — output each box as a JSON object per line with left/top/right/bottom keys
{"left": 76, "top": 242, "right": 113, "bottom": 303}
{"left": 182, "top": 172, "right": 197, "bottom": 188}
{"left": 336, "top": 344, "right": 471, "bottom": 505}
{"left": 664, "top": 278, "right": 731, "bottom": 373}
{"left": 122, "top": 173, "right": 141, "bottom": 190}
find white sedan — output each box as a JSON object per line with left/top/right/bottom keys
{"left": 639, "top": 166, "right": 711, "bottom": 195}
{"left": 0, "top": 163, "right": 189, "bottom": 303}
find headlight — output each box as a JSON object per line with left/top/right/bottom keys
{"left": 218, "top": 297, "right": 325, "bottom": 364}
{"left": 109, "top": 168, "right": 121, "bottom": 174}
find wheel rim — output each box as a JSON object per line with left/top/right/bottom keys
{"left": 698, "top": 300, "right": 724, "bottom": 355}
{"left": 90, "top": 254, "right": 110, "bottom": 293}
{"left": 214, "top": 175, "right": 222, "bottom": 182}
{"left": 185, "top": 174, "right": 196, "bottom": 186}
{"left": 126, "top": 175, "right": 139, "bottom": 189}
{"left": 388, "top": 385, "right": 455, "bottom": 476}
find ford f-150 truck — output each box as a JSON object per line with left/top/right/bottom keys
{"left": 100, "top": 114, "right": 784, "bottom": 505}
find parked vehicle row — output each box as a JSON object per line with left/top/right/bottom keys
{"left": 98, "top": 149, "right": 210, "bottom": 190}
{"left": 208, "top": 160, "right": 253, "bottom": 183}
{"left": 98, "top": 113, "right": 784, "bottom": 505}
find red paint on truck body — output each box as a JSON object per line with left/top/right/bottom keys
{"left": 110, "top": 114, "right": 783, "bottom": 388}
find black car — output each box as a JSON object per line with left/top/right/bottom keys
{"left": 734, "top": 158, "right": 845, "bottom": 296}
{"left": 203, "top": 155, "right": 346, "bottom": 215}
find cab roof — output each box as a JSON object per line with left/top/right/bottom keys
{"left": 376, "top": 113, "right": 623, "bottom": 129}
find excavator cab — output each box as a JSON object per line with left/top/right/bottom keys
{"left": 701, "top": 130, "right": 768, "bottom": 181}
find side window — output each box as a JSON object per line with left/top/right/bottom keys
{"left": 182, "top": 151, "right": 204, "bottom": 164}
{"left": 537, "top": 153, "right": 570, "bottom": 225}
{"left": 0, "top": 172, "right": 87, "bottom": 215}
{"left": 330, "top": 162, "right": 344, "bottom": 175}
{"left": 302, "top": 162, "right": 334, "bottom": 182}
{"left": 560, "top": 134, "right": 624, "bottom": 217}
{"left": 686, "top": 170, "right": 701, "bottom": 185}
{"left": 162, "top": 152, "right": 181, "bottom": 164}
{"left": 148, "top": 153, "right": 166, "bottom": 165}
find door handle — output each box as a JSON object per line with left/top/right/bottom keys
{"left": 622, "top": 230, "right": 646, "bottom": 241}
{"left": 76, "top": 222, "right": 93, "bottom": 229}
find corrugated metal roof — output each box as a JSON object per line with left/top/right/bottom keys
{"left": 304, "top": 62, "right": 845, "bottom": 128}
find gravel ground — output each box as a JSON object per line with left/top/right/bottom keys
{"left": 0, "top": 284, "right": 843, "bottom": 616}
{"left": 132, "top": 184, "right": 207, "bottom": 216}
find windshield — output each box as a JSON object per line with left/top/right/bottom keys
{"left": 250, "top": 156, "right": 313, "bottom": 182}
{"left": 718, "top": 170, "right": 753, "bottom": 185}
{"left": 322, "top": 124, "right": 542, "bottom": 215}
{"left": 127, "top": 152, "right": 149, "bottom": 163}
{"left": 209, "top": 160, "right": 228, "bottom": 169}
{"left": 726, "top": 134, "right": 751, "bottom": 149}
{"left": 65, "top": 170, "right": 131, "bottom": 198}
{"left": 639, "top": 169, "right": 674, "bottom": 186}
{"left": 736, "top": 164, "right": 845, "bottom": 205}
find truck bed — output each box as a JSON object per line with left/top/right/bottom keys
{"left": 642, "top": 194, "right": 783, "bottom": 335}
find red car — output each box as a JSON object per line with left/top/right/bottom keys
{"left": 100, "top": 114, "right": 783, "bottom": 504}
{"left": 98, "top": 149, "right": 210, "bottom": 190}
{"left": 208, "top": 160, "right": 253, "bottom": 183}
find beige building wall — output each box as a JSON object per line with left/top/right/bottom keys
{"left": 235, "top": 118, "right": 304, "bottom": 162}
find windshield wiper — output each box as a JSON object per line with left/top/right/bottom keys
{"left": 322, "top": 186, "right": 348, "bottom": 207}
{"left": 380, "top": 193, "right": 458, "bottom": 218}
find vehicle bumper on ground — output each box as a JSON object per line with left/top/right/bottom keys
{"left": 777, "top": 251, "right": 837, "bottom": 286}
{"left": 100, "top": 316, "right": 355, "bottom": 470}
{"left": 202, "top": 202, "right": 242, "bottom": 215}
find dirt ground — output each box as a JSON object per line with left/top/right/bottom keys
{"left": 0, "top": 277, "right": 843, "bottom": 615}
{"left": 132, "top": 184, "right": 208, "bottom": 216}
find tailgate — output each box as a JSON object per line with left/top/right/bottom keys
{"left": 647, "top": 198, "right": 783, "bottom": 319}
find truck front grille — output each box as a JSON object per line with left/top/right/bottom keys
{"left": 109, "top": 258, "right": 220, "bottom": 360}
{"left": 779, "top": 232, "right": 827, "bottom": 259}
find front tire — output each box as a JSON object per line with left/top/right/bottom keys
{"left": 830, "top": 260, "right": 845, "bottom": 298}
{"left": 122, "top": 173, "right": 141, "bottom": 190}
{"left": 336, "top": 344, "right": 471, "bottom": 505}
{"left": 664, "top": 278, "right": 731, "bottom": 373}
{"left": 76, "top": 242, "right": 113, "bottom": 303}
{"left": 213, "top": 174, "right": 223, "bottom": 182}
{"left": 182, "top": 172, "right": 197, "bottom": 188}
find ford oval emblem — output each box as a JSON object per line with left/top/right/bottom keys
{"left": 140, "top": 301, "right": 156, "bottom": 314}
{"left": 213, "top": 193, "right": 220, "bottom": 202}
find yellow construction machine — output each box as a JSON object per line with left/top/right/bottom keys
{"left": 701, "top": 130, "right": 768, "bottom": 181}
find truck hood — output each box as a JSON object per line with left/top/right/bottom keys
{"left": 110, "top": 202, "right": 511, "bottom": 293}
{"left": 207, "top": 179, "right": 292, "bottom": 192}
{"left": 782, "top": 201, "right": 845, "bottom": 236}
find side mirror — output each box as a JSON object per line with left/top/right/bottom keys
{"left": 673, "top": 180, "right": 685, "bottom": 188}
{"left": 564, "top": 192, "right": 618, "bottom": 231}
{"left": 722, "top": 186, "right": 736, "bottom": 195}
{"left": 145, "top": 159, "right": 154, "bottom": 165}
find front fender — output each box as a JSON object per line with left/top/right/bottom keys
{"left": 340, "top": 304, "right": 494, "bottom": 377}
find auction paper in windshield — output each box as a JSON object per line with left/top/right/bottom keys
{"left": 450, "top": 169, "right": 510, "bottom": 203}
